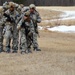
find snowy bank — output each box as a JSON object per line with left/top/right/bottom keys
{"left": 47, "top": 25, "right": 75, "bottom": 33}
{"left": 39, "top": 25, "right": 75, "bottom": 33}
{"left": 60, "top": 11, "right": 75, "bottom": 20}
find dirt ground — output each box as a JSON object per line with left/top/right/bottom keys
{"left": 0, "top": 30, "right": 75, "bottom": 75}
{"left": 0, "top": 7, "right": 75, "bottom": 75}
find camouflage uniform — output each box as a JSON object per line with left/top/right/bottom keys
{"left": 4, "top": 9, "right": 19, "bottom": 52}
{"left": 3, "top": 1, "right": 10, "bottom": 12}
{"left": 29, "top": 4, "right": 41, "bottom": 51}
{"left": 17, "top": 11, "right": 34, "bottom": 54}
{"left": 18, "top": 28, "right": 28, "bottom": 53}
{"left": 0, "top": 18, "right": 5, "bottom": 52}
{"left": 0, "top": 9, "right": 6, "bottom": 52}
{"left": 3, "top": 22, "right": 13, "bottom": 52}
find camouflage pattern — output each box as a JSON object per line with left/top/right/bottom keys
{"left": 3, "top": 22, "right": 13, "bottom": 52}
{"left": 5, "top": 9, "right": 19, "bottom": 52}
{"left": 3, "top": 1, "right": 10, "bottom": 12}
{"left": 0, "top": 20, "right": 4, "bottom": 52}
{"left": 0, "top": 10, "right": 4, "bottom": 52}
{"left": 0, "top": 2, "right": 42, "bottom": 53}
{"left": 0, "top": 16, "right": 6, "bottom": 52}
{"left": 19, "top": 28, "right": 28, "bottom": 52}
{"left": 30, "top": 9, "right": 41, "bottom": 50}
{"left": 17, "top": 16, "right": 34, "bottom": 53}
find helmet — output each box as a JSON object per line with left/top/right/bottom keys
{"left": 14, "top": 3, "right": 19, "bottom": 8}
{"left": 29, "top": 4, "right": 36, "bottom": 9}
{"left": 17, "top": 6, "right": 21, "bottom": 11}
{"left": 9, "top": 2, "right": 15, "bottom": 8}
{"left": 0, "top": 6, "right": 3, "bottom": 13}
{"left": 24, "top": 10, "right": 30, "bottom": 16}
{"left": 20, "top": 4, "right": 24, "bottom": 8}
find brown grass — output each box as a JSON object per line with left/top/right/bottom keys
{"left": 42, "top": 19, "right": 75, "bottom": 27}
{"left": 0, "top": 31, "right": 75, "bottom": 75}
{"left": 37, "top": 8, "right": 62, "bottom": 20}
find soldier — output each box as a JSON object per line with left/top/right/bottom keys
{"left": 3, "top": 1, "right": 9, "bottom": 12}
{"left": 17, "top": 10, "right": 33, "bottom": 54}
{"left": 4, "top": 3, "right": 19, "bottom": 53}
{"left": 3, "top": 16, "right": 13, "bottom": 53}
{"left": 29, "top": 4, "right": 41, "bottom": 51}
{"left": 0, "top": 16, "right": 5, "bottom": 53}
{"left": 0, "top": 7, "right": 5, "bottom": 53}
{"left": 0, "top": 23, "right": 3, "bottom": 53}
{"left": 19, "top": 4, "right": 24, "bottom": 12}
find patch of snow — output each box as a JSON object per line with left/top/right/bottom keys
{"left": 47, "top": 25, "right": 75, "bottom": 33}
{"left": 38, "top": 25, "right": 75, "bottom": 33}
{"left": 60, "top": 11, "right": 75, "bottom": 20}
{"left": 38, "top": 26, "right": 43, "bottom": 30}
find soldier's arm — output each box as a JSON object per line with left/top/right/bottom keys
{"left": 30, "top": 20, "right": 35, "bottom": 33}
{"left": 0, "top": 21, "right": 3, "bottom": 26}
{"left": 0, "top": 17, "right": 6, "bottom": 26}
{"left": 5, "top": 10, "right": 9, "bottom": 15}
{"left": 3, "top": 2, "right": 9, "bottom": 10}
{"left": 17, "top": 18, "right": 23, "bottom": 30}
{"left": 15, "top": 11, "right": 21, "bottom": 23}
{"left": 36, "top": 12, "right": 41, "bottom": 23}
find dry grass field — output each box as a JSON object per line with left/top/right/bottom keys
{"left": 0, "top": 31, "right": 75, "bottom": 75}
{"left": 0, "top": 7, "right": 75, "bottom": 75}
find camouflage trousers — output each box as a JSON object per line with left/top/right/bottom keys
{"left": 12, "top": 24, "right": 18, "bottom": 51}
{"left": 12, "top": 30, "right": 18, "bottom": 51}
{"left": 4, "top": 24, "right": 18, "bottom": 52}
{"left": 27, "top": 32, "right": 39, "bottom": 49}
{"left": 19, "top": 28, "right": 28, "bottom": 52}
{"left": 0, "top": 26, "right": 3, "bottom": 52}
{"left": 3, "top": 25, "right": 12, "bottom": 51}
{"left": 4, "top": 35, "right": 12, "bottom": 52}
{"left": 32, "top": 32, "right": 39, "bottom": 49}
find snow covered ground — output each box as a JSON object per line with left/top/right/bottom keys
{"left": 47, "top": 25, "right": 75, "bottom": 33}
{"left": 41, "top": 10, "right": 75, "bottom": 33}
{"left": 60, "top": 11, "right": 75, "bottom": 20}
{"left": 38, "top": 25, "right": 75, "bottom": 33}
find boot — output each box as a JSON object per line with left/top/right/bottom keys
{"left": 12, "top": 47, "right": 18, "bottom": 53}
{"left": 28, "top": 49, "right": 32, "bottom": 53}
{"left": 21, "top": 51, "right": 25, "bottom": 54}
{"left": 6, "top": 47, "right": 10, "bottom": 53}
{"left": 34, "top": 47, "right": 41, "bottom": 51}
{"left": 12, "top": 50, "right": 17, "bottom": 53}
{"left": 0, "top": 49, "right": 2, "bottom": 53}
{"left": 0, "top": 45, "right": 3, "bottom": 53}
{"left": 28, "top": 47, "right": 32, "bottom": 53}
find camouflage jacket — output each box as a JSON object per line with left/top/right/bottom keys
{"left": 30, "top": 10, "right": 41, "bottom": 24}
{"left": 5, "top": 9, "right": 19, "bottom": 24}
{"left": 17, "top": 17, "right": 34, "bottom": 33}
